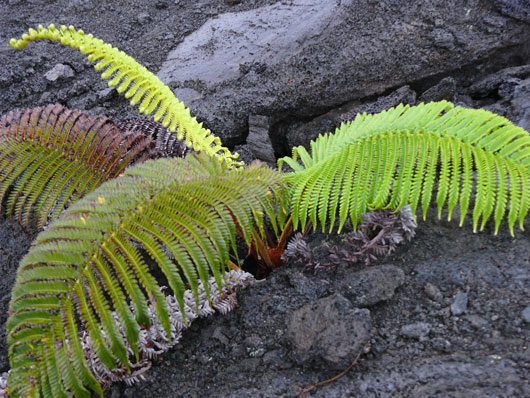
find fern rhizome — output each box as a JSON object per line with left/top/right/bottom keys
{"left": 2, "top": 23, "right": 530, "bottom": 398}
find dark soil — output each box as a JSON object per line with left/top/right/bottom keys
{"left": 112, "top": 208, "right": 530, "bottom": 397}
{"left": 0, "top": 1, "right": 529, "bottom": 397}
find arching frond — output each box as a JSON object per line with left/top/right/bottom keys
{"left": 0, "top": 104, "right": 160, "bottom": 229}
{"left": 279, "top": 101, "right": 530, "bottom": 235}
{"left": 10, "top": 24, "right": 240, "bottom": 166}
{"left": 7, "top": 153, "right": 286, "bottom": 397}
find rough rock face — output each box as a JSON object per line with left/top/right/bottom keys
{"left": 511, "top": 77, "right": 530, "bottom": 131}
{"left": 0, "top": 220, "right": 35, "bottom": 371}
{"left": 491, "top": 0, "right": 530, "bottom": 22}
{"left": 335, "top": 265, "right": 405, "bottom": 308}
{"left": 286, "top": 85, "right": 417, "bottom": 148}
{"left": 287, "top": 294, "right": 371, "bottom": 370}
{"left": 157, "top": 0, "right": 530, "bottom": 146}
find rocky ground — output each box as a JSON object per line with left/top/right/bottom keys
{"left": 0, "top": 0, "right": 529, "bottom": 397}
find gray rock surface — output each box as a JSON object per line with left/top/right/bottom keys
{"left": 44, "top": 63, "right": 75, "bottom": 82}
{"left": 287, "top": 294, "right": 371, "bottom": 370}
{"left": 465, "top": 64, "right": 530, "bottom": 120}
{"left": 401, "top": 322, "right": 432, "bottom": 339}
{"left": 424, "top": 282, "right": 444, "bottom": 303}
{"left": 160, "top": 0, "right": 347, "bottom": 88}
{"left": 522, "top": 305, "right": 530, "bottom": 323}
{"left": 492, "top": 0, "right": 530, "bottom": 22}
{"left": 451, "top": 291, "right": 469, "bottom": 316}
{"left": 418, "top": 76, "right": 457, "bottom": 103}
{"left": 335, "top": 264, "right": 405, "bottom": 307}
{"left": 286, "top": 85, "right": 417, "bottom": 149}
{"left": 156, "top": 0, "right": 530, "bottom": 146}
{"left": 511, "top": 77, "right": 530, "bottom": 131}
{"left": 246, "top": 114, "right": 276, "bottom": 163}
{"left": 466, "top": 65, "right": 530, "bottom": 98}
{"left": 0, "top": 220, "right": 35, "bottom": 371}
{"left": 319, "top": 356, "right": 530, "bottom": 398}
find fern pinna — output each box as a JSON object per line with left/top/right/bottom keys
{"left": 0, "top": 104, "right": 188, "bottom": 230}
{"left": 279, "top": 101, "right": 530, "bottom": 235}
{"left": 6, "top": 153, "right": 286, "bottom": 397}
{"left": 10, "top": 24, "right": 240, "bottom": 166}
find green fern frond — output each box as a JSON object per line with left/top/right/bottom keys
{"left": 7, "top": 153, "right": 286, "bottom": 397}
{"left": 279, "top": 101, "right": 530, "bottom": 235}
{"left": 10, "top": 24, "right": 240, "bottom": 166}
{"left": 0, "top": 104, "right": 158, "bottom": 229}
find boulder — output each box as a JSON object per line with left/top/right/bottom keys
{"left": 157, "top": 0, "right": 530, "bottom": 146}
{"left": 287, "top": 293, "right": 371, "bottom": 370}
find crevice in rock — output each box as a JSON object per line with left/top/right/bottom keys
{"left": 266, "top": 41, "right": 530, "bottom": 159}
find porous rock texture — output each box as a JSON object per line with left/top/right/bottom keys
{"left": 0, "top": 1, "right": 530, "bottom": 397}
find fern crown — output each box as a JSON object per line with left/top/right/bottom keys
{"left": 6, "top": 153, "right": 285, "bottom": 397}
{"left": 10, "top": 24, "right": 241, "bottom": 166}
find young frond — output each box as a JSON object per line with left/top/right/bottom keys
{"left": 7, "top": 153, "right": 286, "bottom": 397}
{"left": 0, "top": 104, "right": 160, "bottom": 229}
{"left": 279, "top": 101, "right": 530, "bottom": 235}
{"left": 10, "top": 24, "right": 241, "bottom": 166}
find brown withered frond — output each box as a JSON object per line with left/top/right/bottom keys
{"left": 117, "top": 118, "right": 190, "bottom": 159}
{"left": 0, "top": 104, "right": 165, "bottom": 229}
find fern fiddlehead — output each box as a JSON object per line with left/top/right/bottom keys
{"left": 6, "top": 153, "right": 286, "bottom": 397}
{"left": 10, "top": 24, "right": 241, "bottom": 166}
{"left": 279, "top": 101, "right": 530, "bottom": 235}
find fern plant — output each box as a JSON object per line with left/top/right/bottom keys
{"left": 279, "top": 101, "right": 530, "bottom": 236}
{"left": 6, "top": 153, "right": 286, "bottom": 397}
{"left": 3, "top": 23, "right": 530, "bottom": 398}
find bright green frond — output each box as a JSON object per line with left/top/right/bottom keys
{"left": 10, "top": 24, "right": 240, "bottom": 166}
{"left": 7, "top": 153, "right": 285, "bottom": 397}
{"left": 279, "top": 101, "right": 530, "bottom": 235}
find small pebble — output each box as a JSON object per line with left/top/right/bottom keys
{"left": 44, "top": 63, "right": 75, "bottom": 82}
{"left": 211, "top": 326, "right": 229, "bottom": 346}
{"left": 424, "top": 282, "right": 444, "bottom": 302}
{"left": 451, "top": 292, "right": 468, "bottom": 316}
{"left": 467, "top": 314, "right": 489, "bottom": 329}
{"left": 431, "top": 337, "right": 452, "bottom": 353}
{"left": 401, "top": 322, "right": 431, "bottom": 339}
{"left": 137, "top": 12, "right": 150, "bottom": 24}
{"left": 370, "top": 337, "right": 387, "bottom": 354}
{"left": 96, "top": 87, "right": 115, "bottom": 102}
{"left": 521, "top": 305, "right": 530, "bottom": 323}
